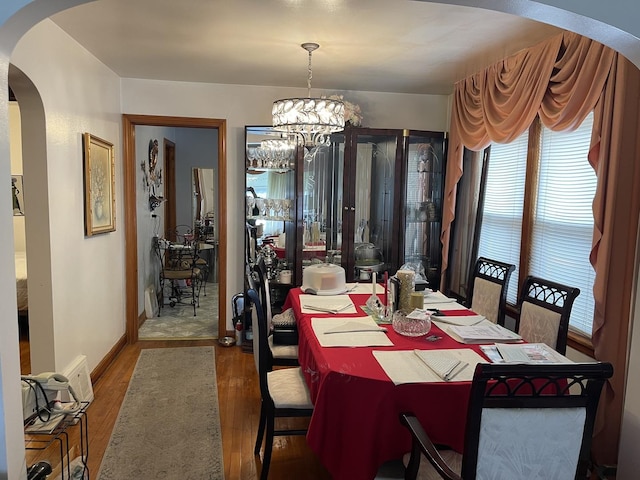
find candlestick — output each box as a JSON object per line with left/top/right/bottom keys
{"left": 383, "top": 271, "right": 388, "bottom": 306}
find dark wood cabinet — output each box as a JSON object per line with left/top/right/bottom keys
{"left": 295, "top": 126, "right": 446, "bottom": 286}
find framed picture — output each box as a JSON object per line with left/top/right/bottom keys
{"left": 83, "top": 133, "right": 116, "bottom": 236}
{"left": 11, "top": 175, "right": 25, "bottom": 216}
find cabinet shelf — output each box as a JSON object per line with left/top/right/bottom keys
{"left": 247, "top": 167, "right": 293, "bottom": 173}
{"left": 247, "top": 215, "right": 292, "bottom": 222}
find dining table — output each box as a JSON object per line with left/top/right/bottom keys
{"left": 282, "top": 285, "right": 494, "bottom": 480}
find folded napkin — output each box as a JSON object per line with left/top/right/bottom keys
{"left": 422, "top": 290, "right": 457, "bottom": 304}
{"left": 424, "top": 301, "right": 467, "bottom": 310}
{"left": 300, "top": 294, "right": 357, "bottom": 314}
{"left": 312, "top": 317, "right": 393, "bottom": 347}
{"left": 346, "top": 283, "right": 385, "bottom": 294}
{"left": 413, "top": 350, "right": 468, "bottom": 381}
{"left": 431, "top": 314, "right": 485, "bottom": 326}
{"left": 373, "top": 348, "right": 485, "bottom": 385}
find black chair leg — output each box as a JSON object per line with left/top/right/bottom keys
{"left": 192, "top": 279, "right": 197, "bottom": 316}
{"left": 255, "top": 403, "right": 266, "bottom": 455}
{"left": 260, "top": 414, "right": 275, "bottom": 480}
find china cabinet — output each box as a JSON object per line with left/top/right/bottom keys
{"left": 401, "top": 130, "right": 446, "bottom": 289}
{"left": 244, "top": 126, "right": 299, "bottom": 334}
{"left": 295, "top": 126, "right": 446, "bottom": 286}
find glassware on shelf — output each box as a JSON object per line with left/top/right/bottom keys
{"left": 246, "top": 196, "right": 256, "bottom": 217}
{"left": 255, "top": 198, "right": 266, "bottom": 216}
{"left": 283, "top": 199, "right": 293, "bottom": 220}
{"left": 273, "top": 199, "right": 283, "bottom": 219}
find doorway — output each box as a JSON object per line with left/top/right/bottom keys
{"left": 122, "top": 115, "right": 227, "bottom": 343}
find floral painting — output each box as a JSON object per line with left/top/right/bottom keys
{"left": 83, "top": 133, "right": 116, "bottom": 236}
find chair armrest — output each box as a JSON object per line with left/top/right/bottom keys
{"left": 400, "top": 413, "right": 461, "bottom": 480}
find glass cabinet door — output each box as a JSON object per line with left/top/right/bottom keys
{"left": 343, "top": 128, "right": 403, "bottom": 282}
{"left": 402, "top": 131, "right": 446, "bottom": 289}
{"left": 298, "top": 134, "right": 345, "bottom": 273}
{"left": 245, "top": 126, "right": 297, "bottom": 283}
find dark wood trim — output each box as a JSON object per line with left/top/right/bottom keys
{"left": 122, "top": 116, "right": 139, "bottom": 344}
{"left": 568, "top": 330, "right": 595, "bottom": 357}
{"left": 163, "top": 138, "right": 177, "bottom": 237}
{"left": 519, "top": 117, "right": 542, "bottom": 292}
{"left": 89, "top": 334, "right": 127, "bottom": 383}
{"left": 122, "top": 114, "right": 228, "bottom": 343}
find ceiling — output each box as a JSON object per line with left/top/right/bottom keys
{"left": 50, "top": 0, "right": 563, "bottom": 96}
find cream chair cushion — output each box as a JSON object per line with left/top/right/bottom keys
{"left": 518, "top": 301, "right": 561, "bottom": 350}
{"left": 471, "top": 278, "right": 502, "bottom": 323}
{"left": 268, "top": 337, "right": 299, "bottom": 360}
{"left": 402, "top": 449, "right": 463, "bottom": 480}
{"left": 267, "top": 367, "right": 313, "bottom": 409}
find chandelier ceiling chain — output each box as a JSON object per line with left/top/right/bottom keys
{"left": 303, "top": 42, "right": 317, "bottom": 98}
{"left": 272, "top": 43, "right": 345, "bottom": 148}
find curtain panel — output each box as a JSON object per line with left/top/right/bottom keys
{"left": 441, "top": 31, "right": 638, "bottom": 466}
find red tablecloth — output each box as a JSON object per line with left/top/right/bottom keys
{"left": 283, "top": 288, "right": 489, "bottom": 480}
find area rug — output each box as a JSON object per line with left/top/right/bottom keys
{"left": 98, "top": 347, "right": 224, "bottom": 479}
{"left": 139, "top": 283, "right": 219, "bottom": 339}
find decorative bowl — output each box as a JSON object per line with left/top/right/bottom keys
{"left": 392, "top": 310, "right": 432, "bottom": 337}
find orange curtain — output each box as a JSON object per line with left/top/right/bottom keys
{"left": 441, "top": 31, "right": 639, "bottom": 466}
{"left": 588, "top": 55, "right": 640, "bottom": 465}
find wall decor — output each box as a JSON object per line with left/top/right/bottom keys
{"left": 142, "top": 138, "right": 163, "bottom": 198}
{"left": 11, "top": 175, "right": 24, "bottom": 216}
{"left": 83, "top": 132, "right": 116, "bottom": 236}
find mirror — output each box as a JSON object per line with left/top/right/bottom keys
{"left": 245, "top": 126, "right": 297, "bottom": 282}
{"left": 193, "top": 167, "right": 216, "bottom": 236}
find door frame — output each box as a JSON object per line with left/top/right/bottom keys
{"left": 163, "top": 139, "right": 177, "bottom": 237}
{"left": 123, "top": 114, "right": 227, "bottom": 343}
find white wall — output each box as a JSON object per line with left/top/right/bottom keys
{"left": 121, "top": 79, "right": 450, "bottom": 330}
{"left": 10, "top": 102, "right": 25, "bottom": 253}
{"left": 11, "top": 18, "right": 125, "bottom": 374}
{"left": 174, "top": 127, "right": 219, "bottom": 229}
{"left": 135, "top": 125, "right": 176, "bottom": 315}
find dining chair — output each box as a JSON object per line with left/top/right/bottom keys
{"left": 155, "top": 237, "right": 203, "bottom": 316}
{"left": 515, "top": 275, "right": 580, "bottom": 355}
{"left": 246, "top": 288, "right": 313, "bottom": 480}
{"left": 251, "top": 259, "right": 299, "bottom": 367}
{"left": 466, "top": 257, "right": 515, "bottom": 326}
{"left": 400, "top": 362, "right": 613, "bottom": 480}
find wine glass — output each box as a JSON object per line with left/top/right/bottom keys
{"left": 246, "top": 196, "right": 256, "bottom": 217}
{"left": 255, "top": 198, "right": 266, "bottom": 216}
{"left": 273, "top": 198, "right": 282, "bottom": 219}
{"left": 283, "top": 199, "right": 293, "bottom": 220}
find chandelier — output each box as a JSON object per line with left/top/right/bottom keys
{"left": 272, "top": 43, "right": 345, "bottom": 148}
{"left": 246, "top": 138, "right": 297, "bottom": 169}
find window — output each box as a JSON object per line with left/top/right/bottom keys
{"left": 477, "top": 131, "right": 528, "bottom": 304}
{"left": 477, "top": 113, "right": 596, "bottom": 337}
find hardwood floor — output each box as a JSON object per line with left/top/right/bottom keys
{"left": 21, "top": 334, "right": 331, "bottom": 479}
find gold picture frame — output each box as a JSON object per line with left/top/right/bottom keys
{"left": 83, "top": 133, "right": 116, "bottom": 236}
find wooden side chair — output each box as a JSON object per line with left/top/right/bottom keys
{"left": 246, "top": 289, "right": 313, "bottom": 480}
{"left": 251, "top": 259, "right": 299, "bottom": 367}
{"left": 515, "top": 275, "right": 580, "bottom": 355}
{"left": 401, "top": 362, "right": 613, "bottom": 480}
{"left": 466, "top": 257, "right": 515, "bottom": 326}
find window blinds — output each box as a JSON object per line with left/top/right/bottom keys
{"left": 477, "top": 132, "right": 528, "bottom": 304}
{"left": 531, "top": 113, "right": 596, "bottom": 336}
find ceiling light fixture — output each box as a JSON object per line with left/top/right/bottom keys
{"left": 272, "top": 43, "right": 345, "bottom": 148}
